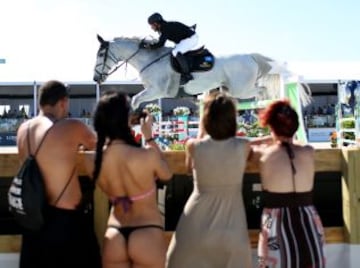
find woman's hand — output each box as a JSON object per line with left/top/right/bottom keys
{"left": 140, "top": 111, "right": 153, "bottom": 140}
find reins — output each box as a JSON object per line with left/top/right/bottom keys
{"left": 96, "top": 38, "right": 172, "bottom": 78}
{"left": 107, "top": 48, "right": 141, "bottom": 76}
{"left": 139, "top": 51, "right": 171, "bottom": 74}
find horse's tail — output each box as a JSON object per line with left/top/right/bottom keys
{"left": 250, "top": 53, "right": 274, "bottom": 78}
{"left": 251, "top": 53, "right": 274, "bottom": 63}
{"left": 258, "top": 74, "right": 312, "bottom": 107}
{"left": 251, "top": 53, "right": 312, "bottom": 106}
{"left": 295, "top": 82, "right": 312, "bottom": 106}
{"left": 250, "top": 53, "right": 283, "bottom": 100}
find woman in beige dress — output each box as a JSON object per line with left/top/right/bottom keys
{"left": 166, "top": 91, "right": 252, "bottom": 268}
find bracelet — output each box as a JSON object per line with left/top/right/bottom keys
{"left": 145, "top": 137, "right": 155, "bottom": 143}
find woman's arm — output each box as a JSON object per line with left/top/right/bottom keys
{"left": 140, "top": 113, "right": 173, "bottom": 181}
{"left": 197, "top": 117, "right": 207, "bottom": 139}
{"left": 185, "top": 138, "right": 196, "bottom": 174}
{"left": 82, "top": 151, "right": 95, "bottom": 178}
{"left": 151, "top": 148, "right": 173, "bottom": 181}
{"left": 248, "top": 144, "right": 263, "bottom": 163}
{"left": 249, "top": 135, "right": 273, "bottom": 146}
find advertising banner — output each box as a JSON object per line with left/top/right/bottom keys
{"left": 0, "top": 132, "right": 17, "bottom": 146}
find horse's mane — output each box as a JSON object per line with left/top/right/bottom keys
{"left": 113, "top": 36, "right": 172, "bottom": 56}
{"left": 113, "top": 36, "right": 143, "bottom": 43}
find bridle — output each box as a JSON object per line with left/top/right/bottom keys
{"left": 94, "top": 42, "right": 141, "bottom": 80}
{"left": 95, "top": 39, "right": 171, "bottom": 81}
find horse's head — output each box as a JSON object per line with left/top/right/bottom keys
{"left": 93, "top": 35, "right": 146, "bottom": 83}
{"left": 93, "top": 35, "right": 116, "bottom": 83}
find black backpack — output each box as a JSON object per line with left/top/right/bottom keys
{"left": 8, "top": 121, "right": 74, "bottom": 231}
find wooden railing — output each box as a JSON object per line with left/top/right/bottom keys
{"left": 1, "top": 147, "right": 359, "bottom": 253}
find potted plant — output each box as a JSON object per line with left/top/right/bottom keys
{"left": 173, "top": 106, "right": 190, "bottom": 140}
{"left": 144, "top": 103, "right": 161, "bottom": 115}
{"left": 330, "top": 131, "right": 337, "bottom": 148}
{"left": 237, "top": 122, "right": 270, "bottom": 137}
{"left": 173, "top": 106, "right": 190, "bottom": 116}
{"left": 168, "top": 140, "right": 186, "bottom": 151}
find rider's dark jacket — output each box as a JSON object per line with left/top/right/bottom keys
{"left": 149, "top": 21, "right": 195, "bottom": 49}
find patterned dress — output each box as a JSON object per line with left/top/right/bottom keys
{"left": 258, "top": 142, "right": 325, "bottom": 268}
{"left": 258, "top": 191, "right": 325, "bottom": 268}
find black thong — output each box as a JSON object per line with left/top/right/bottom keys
{"left": 108, "top": 224, "right": 164, "bottom": 242}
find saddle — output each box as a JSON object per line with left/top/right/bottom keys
{"left": 170, "top": 47, "right": 215, "bottom": 73}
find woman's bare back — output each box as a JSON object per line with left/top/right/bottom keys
{"left": 258, "top": 143, "right": 315, "bottom": 193}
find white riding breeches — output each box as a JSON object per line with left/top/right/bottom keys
{"left": 172, "top": 33, "right": 200, "bottom": 56}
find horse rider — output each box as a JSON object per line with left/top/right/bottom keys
{"left": 141, "top": 12, "right": 200, "bottom": 85}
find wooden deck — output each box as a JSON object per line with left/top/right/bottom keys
{"left": 0, "top": 227, "right": 346, "bottom": 253}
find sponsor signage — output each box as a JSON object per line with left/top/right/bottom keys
{"left": 308, "top": 128, "right": 335, "bottom": 142}
{"left": 0, "top": 132, "right": 17, "bottom": 146}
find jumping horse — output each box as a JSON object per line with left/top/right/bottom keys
{"left": 93, "top": 35, "right": 311, "bottom": 109}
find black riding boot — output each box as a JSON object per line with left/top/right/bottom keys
{"left": 175, "top": 53, "right": 193, "bottom": 85}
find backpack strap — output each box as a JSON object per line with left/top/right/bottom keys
{"left": 26, "top": 119, "right": 76, "bottom": 207}
{"left": 53, "top": 166, "right": 77, "bottom": 206}
{"left": 26, "top": 123, "right": 32, "bottom": 155}
{"left": 27, "top": 121, "right": 56, "bottom": 157}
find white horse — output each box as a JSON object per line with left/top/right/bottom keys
{"left": 93, "top": 35, "right": 311, "bottom": 109}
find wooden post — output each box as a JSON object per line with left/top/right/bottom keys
{"left": 341, "top": 147, "right": 360, "bottom": 243}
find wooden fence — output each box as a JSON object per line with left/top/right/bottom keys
{"left": 0, "top": 147, "right": 359, "bottom": 252}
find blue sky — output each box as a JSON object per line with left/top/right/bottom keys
{"left": 1, "top": 0, "right": 360, "bottom": 82}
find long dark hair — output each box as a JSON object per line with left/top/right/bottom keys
{"left": 92, "top": 91, "right": 140, "bottom": 181}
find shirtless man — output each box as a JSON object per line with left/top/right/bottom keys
{"left": 16, "top": 80, "right": 101, "bottom": 268}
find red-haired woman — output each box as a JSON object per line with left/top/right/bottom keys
{"left": 251, "top": 100, "right": 325, "bottom": 268}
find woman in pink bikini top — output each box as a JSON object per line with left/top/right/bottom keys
{"left": 90, "top": 92, "right": 173, "bottom": 268}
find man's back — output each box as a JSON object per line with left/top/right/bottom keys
{"left": 17, "top": 116, "right": 96, "bottom": 209}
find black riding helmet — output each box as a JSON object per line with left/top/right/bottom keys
{"left": 148, "top": 13, "right": 164, "bottom": 24}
